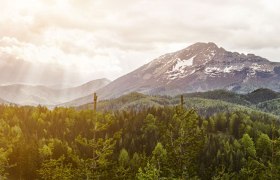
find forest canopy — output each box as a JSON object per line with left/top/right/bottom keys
{"left": 0, "top": 103, "right": 280, "bottom": 179}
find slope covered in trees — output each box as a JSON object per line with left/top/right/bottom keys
{"left": 78, "top": 89, "right": 280, "bottom": 118}
{"left": 0, "top": 104, "right": 280, "bottom": 179}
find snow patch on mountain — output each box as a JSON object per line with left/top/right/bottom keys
{"left": 173, "top": 57, "right": 194, "bottom": 71}
{"left": 204, "top": 62, "right": 276, "bottom": 78}
{"left": 205, "top": 65, "right": 246, "bottom": 77}
{"left": 166, "top": 56, "right": 196, "bottom": 80}
{"left": 205, "top": 67, "right": 222, "bottom": 77}
{"left": 251, "top": 63, "right": 261, "bottom": 71}
{"left": 224, "top": 66, "right": 235, "bottom": 73}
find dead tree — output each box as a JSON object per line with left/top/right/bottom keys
{"left": 93, "top": 93, "right": 98, "bottom": 112}
{"left": 181, "top": 95, "right": 184, "bottom": 109}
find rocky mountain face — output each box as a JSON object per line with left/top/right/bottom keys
{"left": 91, "top": 42, "right": 280, "bottom": 101}
{"left": 0, "top": 78, "right": 110, "bottom": 106}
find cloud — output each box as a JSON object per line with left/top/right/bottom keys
{"left": 0, "top": 0, "right": 279, "bottom": 85}
{"left": 0, "top": 36, "right": 122, "bottom": 85}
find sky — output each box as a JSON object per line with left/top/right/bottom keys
{"left": 0, "top": 0, "right": 280, "bottom": 87}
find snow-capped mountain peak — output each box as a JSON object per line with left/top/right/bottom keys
{"left": 82, "top": 42, "right": 280, "bottom": 101}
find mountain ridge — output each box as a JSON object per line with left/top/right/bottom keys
{"left": 65, "top": 42, "right": 280, "bottom": 106}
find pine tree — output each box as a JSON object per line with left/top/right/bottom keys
{"left": 141, "top": 114, "right": 159, "bottom": 153}
{"left": 240, "top": 134, "right": 256, "bottom": 158}
{"left": 151, "top": 142, "right": 167, "bottom": 176}
{"left": 116, "top": 148, "right": 130, "bottom": 178}
{"left": 256, "top": 133, "right": 272, "bottom": 161}
{"left": 167, "top": 108, "right": 205, "bottom": 178}
{"left": 136, "top": 162, "right": 159, "bottom": 180}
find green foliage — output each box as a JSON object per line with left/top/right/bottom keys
{"left": 141, "top": 114, "right": 159, "bottom": 153}
{"left": 241, "top": 134, "right": 256, "bottom": 158}
{"left": 183, "top": 89, "right": 251, "bottom": 106}
{"left": 79, "top": 90, "right": 280, "bottom": 117}
{"left": 119, "top": 148, "right": 129, "bottom": 168}
{"left": 0, "top": 117, "right": 22, "bottom": 179}
{"left": 167, "top": 109, "right": 205, "bottom": 177}
{"left": 256, "top": 133, "right": 272, "bottom": 161}
{"left": 0, "top": 148, "right": 9, "bottom": 179}
{"left": 245, "top": 88, "right": 279, "bottom": 104}
{"left": 0, "top": 102, "right": 279, "bottom": 179}
{"left": 151, "top": 142, "right": 167, "bottom": 176}
{"left": 115, "top": 148, "right": 131, "bottom": 178}
{"left": 37, "top": 156, "right": 74, "bottom": 180}
{"left": 136, "top": 162, "right": 159, "bottom": 180}
{"left": 257, "top": 98, "right": 280, "bottom": 116}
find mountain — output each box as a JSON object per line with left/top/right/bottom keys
{"left": 0, "top": 78, "right": 110, "bottom": 106}
{"left": 66, "top": 42, "right": 280, "bottom": 106}
{"left": 0, "top": 97, "right": 10, "bottom": 104}
{"left": 98, "top": 42, "right": 280, "bottom": 97}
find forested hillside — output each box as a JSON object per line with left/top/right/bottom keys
{"left": 0, "top": 103, "right": 280, "bottom": 179}
{"left": 78, "top": 89, "right": 280, "bottom": 118}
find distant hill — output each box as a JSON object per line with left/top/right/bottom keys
{"left": 0, "top": 97, "right": 9, "bottom": 104}
{"left": 245, "top": 88, "right": 280, "bottom": 104}
{"left": 0, "top": 78, "right": 111, "bottom": 106}
{"left": 256, "top": 98, "right": 280, "bottom": 116}
{"left": 181, "top": 90, "right": 251, "bottom": 106}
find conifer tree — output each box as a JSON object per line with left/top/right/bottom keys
{"left": 151, "top": 142, "right": 167, "bottom": 176}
